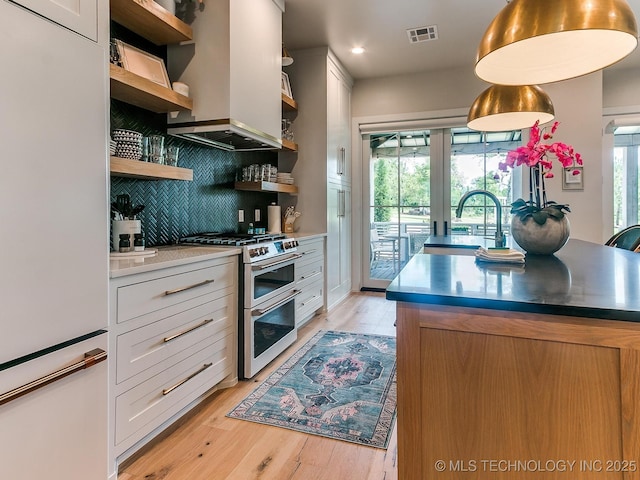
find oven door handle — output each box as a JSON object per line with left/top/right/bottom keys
{"left": 251, "top": 253, "right": 303, "bottom": 271}
{"left": 251, "top": 289, "right": 301, "bottom": 317}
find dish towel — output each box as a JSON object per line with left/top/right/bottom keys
{"left": 474, "top": 247, "right": 525, "bottom": 264}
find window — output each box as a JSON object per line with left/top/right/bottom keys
{"left": 613, "top": 126, "right": 640, "bottom": 231}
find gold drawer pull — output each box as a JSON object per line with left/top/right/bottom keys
{"left": 162, "top": 363, "right": 212, "bottom": 396}
{"left": 163, "top": 319, "right": 213, "bottom": 343}
{"left": 0, "top": 348, "right": 107, "bottom": 406}
{"left": 164, "top": 279, "right": 215, "bottom": 296}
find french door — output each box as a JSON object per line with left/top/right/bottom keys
{"left": 613, "top": 125, "right": 640, "bottom": 231}
{"left": 362, "top": 126, "right": 519, "bottom": 289}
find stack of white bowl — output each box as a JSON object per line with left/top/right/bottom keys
{"left": 276, "top": 172, "right": 294, "bottom": 184}
{"left": 112, "top": 129, "right": 143, "bottom": 160}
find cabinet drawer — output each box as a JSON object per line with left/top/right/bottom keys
{"left": 116, "top": 295, "right": 235, "bottom": 384}
{"left": 296, "top": 239, "right": 324, "bottom": 260}
{"left": 115, "top": 333, "right": 233, "bottom": 447}
{"left": 296, "top": 261, "right": 323, "bottom": 289}
{"left": 296, "top": 281, "right": 323, "bottom": 326}
{"left": 116, "top": 259, "right": 236, "bottom": 324}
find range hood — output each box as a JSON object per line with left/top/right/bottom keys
{"left": 168, "top": 119, "right": 282, "bottom": 152}
{"left": 167, "top": 0, "right": 284, "bottom": 152}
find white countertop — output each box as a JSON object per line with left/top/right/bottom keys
{"left": 285, "top": 232, "right": 327, "bottom": 242}
{"left": 109, "top": 245, "right": 241, "bottom": 278}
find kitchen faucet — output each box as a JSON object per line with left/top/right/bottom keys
{"left": 455, "top": 190, "right": 506, "bottom": 248}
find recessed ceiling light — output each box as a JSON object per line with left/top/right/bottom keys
{"left": 351, "top": 47, "right": 365, "bottom": 54}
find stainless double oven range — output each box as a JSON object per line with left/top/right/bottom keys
{"left": 180, "top": 233, "right": 301, "bottom": 378}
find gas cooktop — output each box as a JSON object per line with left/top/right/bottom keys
{"left": 180, "top": 232, "right": 298, "bottom": 263}
{"left": 179, "top": 232, "right": 287, "bottom": 247}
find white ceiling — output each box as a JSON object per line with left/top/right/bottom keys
{"left": 283, "top": 0, "right": 640, "bottom": 80}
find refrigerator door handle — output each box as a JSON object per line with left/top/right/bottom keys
{"left": 0, "top": 348, "right": 107, "bottom": 406}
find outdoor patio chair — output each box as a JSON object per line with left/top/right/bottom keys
{"left": 370, "top": 229, "right": 398, "bottom": 264}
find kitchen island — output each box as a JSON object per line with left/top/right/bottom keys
{"left": 386, "top": 239, "right": 640, "bottom": 479}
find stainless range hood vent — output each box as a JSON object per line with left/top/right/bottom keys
{"left": 166, "top": 0, "right": 284, "bottom": 153}
{"left": 168, "top": 119, "right": 282, "bottom": 152}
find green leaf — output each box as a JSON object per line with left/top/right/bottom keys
{"left": 532, "top": 211, "right": 548, "bottom": 225}
{"left": 511, "top": 198, "right": 528, "bottom": 209}
{"left": 544, "top": 207, "right": 564, "bottom": 219}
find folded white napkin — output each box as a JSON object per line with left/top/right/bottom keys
{"left": 474, "top": 247, "right": 525, "bottom": 264}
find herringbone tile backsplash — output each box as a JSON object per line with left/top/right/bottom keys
{"left": 110, "top": 99, "right": 278, "bottom": 248}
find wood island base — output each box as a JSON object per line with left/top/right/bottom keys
{"left": 396, "top": 302, "right": 640, "bottom": 480}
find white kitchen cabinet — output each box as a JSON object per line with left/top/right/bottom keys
{"left": 327, "top": 183, "right": 351, "bottom": 306}
{"left": 109, "top": 255, "right": 238, "bottom": 475}
{"left": 284, "top": 47, "right": 353, "bottom": 310}
{"left": 1, "top": 0, "right": 108, "bottom": 366}
{"left": 294, "top": 237, "right": 325, "bottom": 326}
{"left": 327, "top": 61, "right": 352, "bottom": 184}
{"left": 13, "top": 0, "right": 98, "bottom": 40}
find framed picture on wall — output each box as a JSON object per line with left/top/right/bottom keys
{"left": 115, "top": 39, "right": 171, "bottom": 89}
{"left": 562, "top": 166, "right": 584, "bottom": 190}
{"left": 281, "top": 71, "right": 293, "bottom": 98}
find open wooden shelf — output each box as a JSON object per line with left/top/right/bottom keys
{"left": 234, "top": 181, "right": 298, "bottom": 194}
{"left": 282, "top": 94, "right": 298, "bottom": 112}
{"left": 110, "top": 64, "right": 193, "bottom": 113}
{"left": 281, "top": 138, "right": 298, "bottom": 152}
{"left": 110, "top": 156, "right": 193, "bottom": 181}
{"left": 110, "top": 0, "right": 192, "bottom": 45}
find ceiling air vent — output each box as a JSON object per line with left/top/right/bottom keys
{"left": 407, "top": 25, "right": 438, "bottom": 43}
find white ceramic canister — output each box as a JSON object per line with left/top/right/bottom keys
{"left": 154, "top": 0, "right": 175, "bottom": 15}
{"left": 112, "top": 219, "right": 141, "bottom": 252}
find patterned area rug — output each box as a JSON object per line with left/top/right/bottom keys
{"left": 227, "top": 330, "right": 397, "bottom": 449}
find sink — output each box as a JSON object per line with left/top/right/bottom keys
{"left": 423, "top": 244, "right": 480, "bottom": 256}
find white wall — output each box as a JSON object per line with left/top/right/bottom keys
{"left": 352, "top": 68, "right": 608, "bottom": 244}
{"left": 352, "top": 66, "right": 484, "bottom": 117}
{"left": 545, "top": 74, "right": 604, "bottom": 243}
{"left": 603, "top": 67, "right": 640, "bottom": 108}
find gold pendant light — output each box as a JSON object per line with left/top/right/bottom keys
{"left": 475, "top": 0, "right": 638, "bottom": 85}
{"left": 467, "top": 84, "right": 555, "bottom": 132}
{"left": 282, "top": 44, "right": 294, "bottom": 66}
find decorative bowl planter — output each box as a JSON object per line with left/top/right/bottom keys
{"left": 510, "top": 215, "right": 570, "bottom": 255}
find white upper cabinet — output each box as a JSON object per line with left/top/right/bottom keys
{"left": 13, "top": 0, "right": 98, "bottom": 41}
{"left": 327, "top": 58, "right": 352, "bottom": 184}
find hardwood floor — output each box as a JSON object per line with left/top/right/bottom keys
{"left": 118, "top": 292, "right": 398, "bottom": 480}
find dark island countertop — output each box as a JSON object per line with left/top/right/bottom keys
{"left": 386, "top": 238, "right": 640, "bottom": 322}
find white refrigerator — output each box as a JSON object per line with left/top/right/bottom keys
{"left": 0, "top": 1, "right": 109, "bottom": 478}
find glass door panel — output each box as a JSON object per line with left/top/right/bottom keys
{"left": 363, "top": 126, "right": 522, "bottom": 289}
{"left": 613, "top": 126, "right": 640, "bottom": 232}
{"left": 368, "top": 131, "right": 431, "bottom": 283}
{"left": 450, "top": 130, "right": 516, "bottom": 238}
